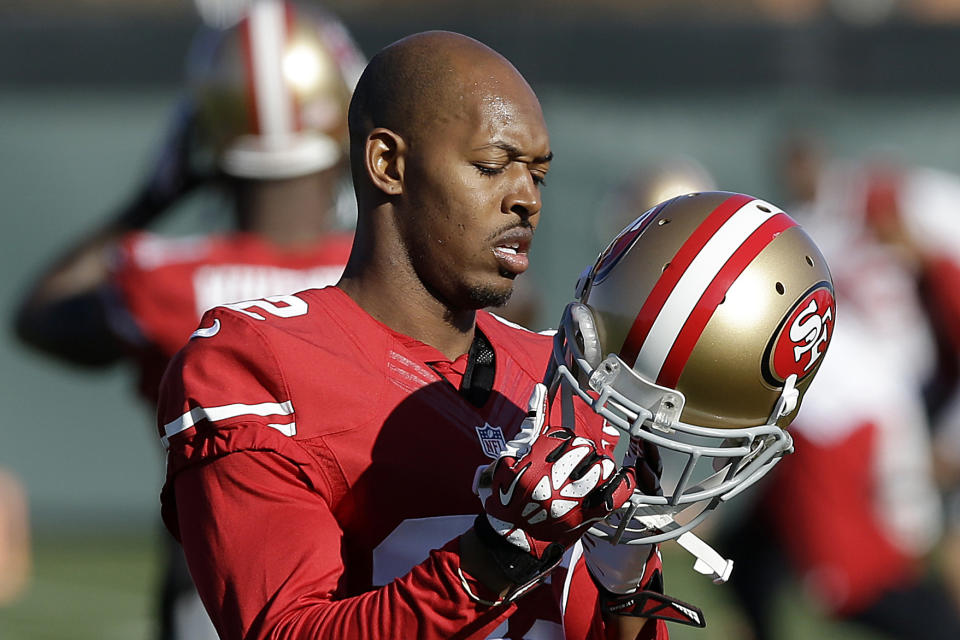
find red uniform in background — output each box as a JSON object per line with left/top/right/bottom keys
{"left": 157, "top": 286, "right": 667, "bottom": 640}
{"left": 718, "top": 159, "right": 960, "bottom": 640}
{"left": 106, "top": 230, "right": 353, "bottom": 404}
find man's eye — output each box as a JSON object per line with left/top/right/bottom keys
{"left": 474, "top": 164, "right": 504, "bottom": 177}
{"left": 532, "top": 173, "right": 547, "bottom": 187}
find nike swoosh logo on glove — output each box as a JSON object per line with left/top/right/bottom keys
{"left": 499, "top": 465, "right": 529, "bottom": 506}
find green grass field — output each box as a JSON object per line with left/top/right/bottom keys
{"left": 0, "top": 532, "right": 158, "bottom": 640}
{"left": 0, "top": 532, "right": 885, "bottom": 639}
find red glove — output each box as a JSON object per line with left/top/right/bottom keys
{"left": 474, "top": 384, "right": 637, "bottom": 587}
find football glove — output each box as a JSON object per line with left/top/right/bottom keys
{"left": 582, "top": 525, "right": 655, "bottom": 595}
{"left": 584, "top": 528, "right": 705, "bottom": 628}
{"left": 474, "top": 383, "right": 637, "bottom": 587}
{"left": 583, "top": 437, "right": 706, "bottom": 627}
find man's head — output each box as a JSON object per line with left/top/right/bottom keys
{"left": 777, "top": 131, "right": 827, "bottom": 208}
{"left": 347, "top": 31, "right": 552, "bottom": 311}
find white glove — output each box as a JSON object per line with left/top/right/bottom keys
{"left": 581, "top": 525, "right": 656, "bottom": 595}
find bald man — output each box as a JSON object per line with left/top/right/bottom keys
{"left": 157, "top": 32, "right": 672, "bottom": 639}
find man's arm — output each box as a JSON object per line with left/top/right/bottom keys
{"left": 174, "top": 449, "right": 518, "bottom": 640}
{"left": 12, "top": 96, "right": 208, "bottom": 365}
{"left": 13, "top": 226, "right": 128, "bottom": 365}
{"left": 160, "top": 305, "right": 523, "bottom": 640}
{"left": 161, "top": 307, "right": 668, "bottom": 639}
{"left": 171, "top": 421, "right": 655, "bottom": 640}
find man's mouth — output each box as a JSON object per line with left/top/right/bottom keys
{"left": 491, "top": 228, "right": 533, "bottom": 275}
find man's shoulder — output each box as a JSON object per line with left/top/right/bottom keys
{"left": 159, "top": 287, "right": 385, "bottom": 444}
{"left": 110, "top": 232, "right": 215, "bottom": 305}
{"left": 176, "top": 287, "right": 390, "bottom": 399}
{"left": 114, "top": 230, "right": 352, "bottom": 274}
{"left": 187, "top": 287, "right": 365, "bottom": 352}
{"left": 478, "top": 311, "right": 555, "bottom": 376}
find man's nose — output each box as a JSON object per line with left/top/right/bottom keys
{"left": 502, "top": 171, "right": 541, "bottom": 219}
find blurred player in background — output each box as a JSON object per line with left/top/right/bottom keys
{"left": 717, "top": 132, "right": 960, "bottom": 639}
{"left": 11, "top": 2, "right": 365, "bottom": 638}
{"left": 852, "top": 157, "right": 960, "bottom": 616}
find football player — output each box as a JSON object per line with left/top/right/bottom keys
{"left": 157, "top": 27, "right": 839, "bottom": 638}
{"left": 12, "top": 2, "right": 365, "bottom": 638}
{"left": 595, "top": 156, "right": 716, "bottom": 247}
{"left": 717, "top": 137, "right": 960, "bottom": 639}
{"left": 156, "top": 31, "right": 689, "bottom": 640}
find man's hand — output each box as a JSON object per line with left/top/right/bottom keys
{"left": 582, "top": 526, "right": 656, "bottom": 595}
{"left": 582, "top": 438, "right": 706, "bottom": 628}
{"left": 473, "top": 383, "right": 637, "bottom": 587}
{"left": 584, "top": 435, "right": 662, "bottom": 593}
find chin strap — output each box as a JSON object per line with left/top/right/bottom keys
{"left": 597, "top": 508, "right": 734, "bottom": 584}
{"left": 675, "top": 531, "right": 734, "bottom": 584}
{"left": 771, "top": 373, "right": 799, "bottom": 421}
{"left": 629, "top": 514, "right": 734, "bottom": 584}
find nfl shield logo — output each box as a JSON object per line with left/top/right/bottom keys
{"left": 475, "top": 423, "right": 507, "bottom": 459}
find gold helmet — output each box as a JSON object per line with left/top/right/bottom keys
{"left": 187, "top": 0, "right": 365, "bottom": 179}
{"left": 552, "top": 191, "right": 835, "bottom": 545}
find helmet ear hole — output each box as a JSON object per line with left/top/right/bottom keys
{"left": 570, "top": 303, "right": 602, "bottom": 370}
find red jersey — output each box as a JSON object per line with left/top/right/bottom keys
{"left": 107, "top": 230, "right": 353, "bottom": 403}
{"left": 157, "top": 286, "right": 666, "bottom": 640}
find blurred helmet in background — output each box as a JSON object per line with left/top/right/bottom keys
{"left": 553, "top": 191, "right": 835, "bottom": 544}
{"left": 187, "top": 0, "right": 365, "bottom": 179}
{"left": 598, "top": 156, "right": 716, "bottom": 246}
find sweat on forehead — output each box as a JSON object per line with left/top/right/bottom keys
{"left": 347, "top": 31, "right": 527, "bottom": 147}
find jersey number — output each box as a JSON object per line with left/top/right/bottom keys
{"left": 222, "top": 294, "right": 308, "bottom": 320}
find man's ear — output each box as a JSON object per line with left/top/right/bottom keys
{"left": 364, "top": 128, "right": 406, "bottom": 196}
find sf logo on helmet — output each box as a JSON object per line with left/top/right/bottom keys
{"left": 764, "top": 283, "right": 836, "bottom": 385}
{"left": 790, "top": 298, "right": 832, "bottom": 370}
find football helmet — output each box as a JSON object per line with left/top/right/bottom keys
{"left": 552, "top": 191, "right": 835, "bottom": 547}
{"left": 187, "top": 0, "right": 365, "bottom": 179}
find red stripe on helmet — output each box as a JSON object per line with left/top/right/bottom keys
{"left": 656, "top": 212, "right": 797, "bottom": 388}
{"left": 619, "top": 193, "right": 754, "bottom": 367}
{"left": 241, "top": 14, "right": 261, "bottom": 135}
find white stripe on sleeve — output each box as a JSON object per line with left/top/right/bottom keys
{"left": 161, "top": 400, "right": 295, "bottom": 448}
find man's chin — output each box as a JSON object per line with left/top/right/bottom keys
{"left": 468, "top": 283, "right": 514, "bottom": 310}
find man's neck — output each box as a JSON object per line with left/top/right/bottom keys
{"left": 338, "top": 198, "right": 484, "bottom": 359}
{"left": 338, "top": 252, "right": 476, "bottom": 361}
{"left": 236, "top": 171, "right": 339, "bottom": 247}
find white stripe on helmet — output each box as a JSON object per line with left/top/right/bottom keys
{"left": 638, "top": 199, "right": 782, "bottom": 378}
